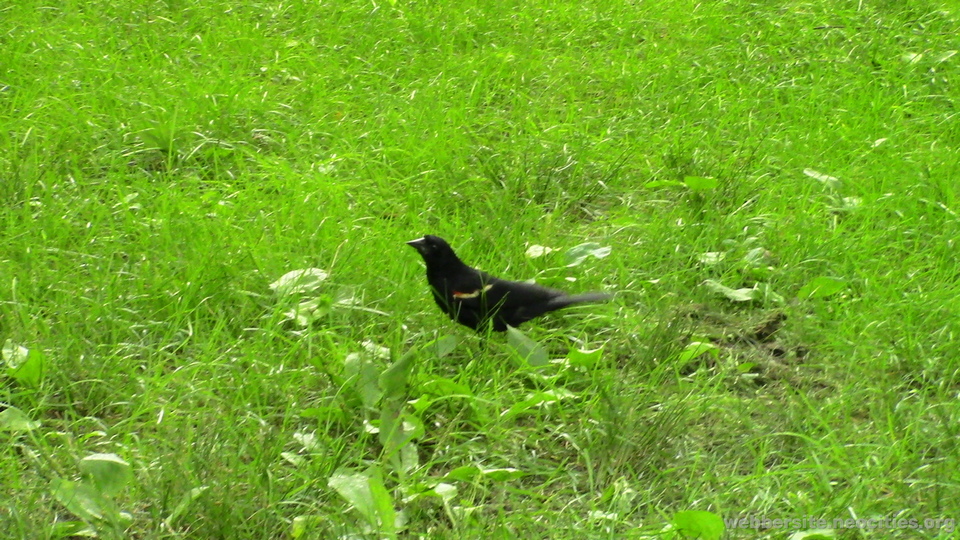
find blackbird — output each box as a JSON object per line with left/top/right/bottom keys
{"left": 407, "top": 235, "right": 610, "bottom": 332}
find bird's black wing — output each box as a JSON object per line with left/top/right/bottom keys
{"left": 427, "top": 267, "right": 491, "bottom": 329}
{"left": 472, "top": 278, "right": 565, "bottom": 329}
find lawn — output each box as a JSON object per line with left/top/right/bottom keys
{"left": 2, "top": 0, "right": 958, "bottom": 538}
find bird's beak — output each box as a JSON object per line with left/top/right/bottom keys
{"left": 406, "top": 237, "right": 427, "bottom": 252}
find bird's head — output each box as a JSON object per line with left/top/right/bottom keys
{"left": 406, "top": 235, "right": 462, "bottom": 269}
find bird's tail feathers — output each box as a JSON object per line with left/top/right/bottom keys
{"left": 547, "top": 292, "right": 612, "bottom": 309}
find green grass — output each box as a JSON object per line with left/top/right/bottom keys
{"left": 2, "top": 0, "right": 958, "bottom": 538}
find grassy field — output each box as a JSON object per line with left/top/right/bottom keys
{"left": 2, "top": 0, "right": 959, "bottom": 538}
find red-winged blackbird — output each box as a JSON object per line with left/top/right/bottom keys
{"left": 407, "top": 235, "right": 611, "bottom": 332}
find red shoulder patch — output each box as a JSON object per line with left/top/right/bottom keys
{"left": 452, "top": 284, "right": 493, "bottom": 299}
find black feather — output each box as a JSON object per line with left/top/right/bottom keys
{"left": 407, "top": 235, "right": 611, "bottom": 332}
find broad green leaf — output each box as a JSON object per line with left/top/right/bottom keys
{"left": 281, "top": 452, "right": 305, "bottom": 466}
{"left": 525, "top": 245, "right": 555, "bottom": 258}
{"left": 702, "top": 279, "right": 757, "bottom": 302}
{"left": 328, "top": 468, "right": 395, "bottom": 535}
{"left": 270, "top": 268, "right": 329, "bottom": 297}
{"left": 49, "top": 521, "right": 96, "bottom": 538}
{"left": 443, "top": 465, "right": 482, "bottom": 482}
{"left": 420, "top": 377, "right": 473, "bottom": 398}
{"left": 432, "top": 483, "right": 457, "bottom": 503}
{"left": 379, "top": 349, "right": 416, "bottom": 399}
{"left": 644, "top": 179, "right": 685, "bottom": 189}
{"left": 293, "top": 431, "right": 323, "bottom": 452}
{"left": 367, "top": 470, "right": 397, "bottom": 535}
{"left": 736, "top": 362, "right": 757, "bottom": 373}
{"left": 567, "top": 347, "right": 603, "bottom": 368}
{"left": 676, "top": 342, "right": 719, "bottom": 363}
{"left": 379, "top": 406, "right": 420, "bottom": 475}
{"left": 565, "top": 242, "right": 612, "bottom": 267}
{"left": 672, "top": 510, "right": 725, "bottom": 540}
{"left": 280, "top": 296, "right": 332, "bottom": 327}
{"left": 0, "top": 407, "right": 40, "bottom": 432}
{"left": 441, "top": 465, "right": 524, "bottom": 483}
{"left": 506, "top": 326, "right": 549, "bottom": 367}
{"left": 798, "top": 276, "right": 847, "bottom": 299}
{"left": 429, "top": 335, "right": 459, "bottom": 358}
{"left": 399, "top": 437, "right": 420, "bottom": 474}
{"left": 697, "top": 252, "right": 726, "bottom": 265}
{"left": 901, "top": 52, "right": 923, "bottom": 64}
{"left": 3, "top": 341, "right": 46, "bottom": 387}
{"left": 742, "top": 247, "right": 771, "bottom": 267}
{"left": 344, "top": 352, "right": 382, "bottom": 409}
{"left": 839, "top": 196, "right": 861, "bottom": 210}
{"left": 361, "top": 340, "right": 392, "bottom": 359}
{"left": 935, "top": 50, "right": 957, "bottom": 63}
{"left": 80, "top": 454, "right": 132, "bottom": 497}
{"left": 803, "top": 168, "right": 841, "bottom": 190}
{"left": 51, "top": 478, "right": 105, "bottom": 522}
{"left": 481, "top": 468, "right": 525, "bottom": 482}
{"left": 2, "top": 340, "right": 29, "bottom": 368}
{"left": 753, "top": 282, "right": 785, "bottom": 304}
{"left": 328, "top": 470, "right": 379, "bottom": 526}
{"left": 501, "top": 390, "right": 574, "bottom": 420}
{"left": 12, "top": 349, "right": 45, "bottom": 387}
{"left": 683, "top": 176, "right": 718, "bottom": 191}
{"left": 291, "top": 515, "right": 325, "bottom": 538}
